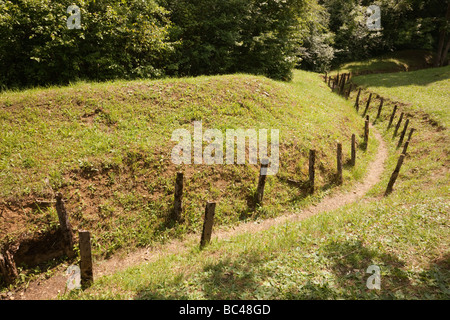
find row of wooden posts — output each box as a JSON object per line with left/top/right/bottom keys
{"left": 324, "top": 71, "right": 415, "bottom": 196}
{"left": 0, "top": 194, "right": 94, "bottom": 287}
{"left": 0, "top": 128, "right": 364, "bottom": 287}
{"left": 54, "top": 191, "right": 94, "bottom": 288}
{"left": 63, "top": 93, "right": 413, "bottom": 286}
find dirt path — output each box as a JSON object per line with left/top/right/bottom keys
{"left": 8, "top": 124, "right": 387, "bottom": 300}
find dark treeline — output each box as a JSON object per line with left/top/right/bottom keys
{"left": 0, "top": 0, "right": 448, "bottom": 89}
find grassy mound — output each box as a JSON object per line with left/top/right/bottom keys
{"left": 61, "top": 65, "right": 449, "bottom": 300}
{"left": 0, "top": 70, "right": 374, "bottom": 274}
{"left": 351, "top": 65, "right": 450, "bottom": 128}
{"left": 332, "top": 50, "right": 435, "bottom": 75}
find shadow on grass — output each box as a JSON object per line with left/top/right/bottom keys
{"left": 134, "top": 251, "right": 268, "bottom": 300}
{"left": 353, "top": 66, "right": 450, "bottom": 88}
{"left": 133, "top": 238, "right": 450, "bottom": 300}
{"left": 337, "top": 50, "right": 435, "bottom": 78}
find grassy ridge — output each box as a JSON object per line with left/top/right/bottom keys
{"left": 0, "top": 69, "right": 375, "bottom": 280}
{"left": 351, "top": 65, "right": 450, "bottom": 128}
{"left": 61, "top": 66, "right": 449, "bottom": 300}
{"left": 333, "top": 50, "right": 434, "bottom": 75}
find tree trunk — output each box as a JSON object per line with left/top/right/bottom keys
{"left": 435, "top": 3, "right": 450, "bottom": 67}
{"left": 440, "top": 37, "right": 450, "bottom": 66}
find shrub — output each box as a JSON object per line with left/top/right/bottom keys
{"left": 0, "top": 0, "right": 174, "bottom": 89}
{"left": 161, "top": 0, "right": 306, "bottom": 81}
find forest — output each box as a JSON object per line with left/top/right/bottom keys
{"left": 0, "top": 0, "right": 448, "bottom": 88}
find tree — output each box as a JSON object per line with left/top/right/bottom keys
{"left": 434, "top": 1, "right": 450, "bottom": 67}
{"left": 160, "top": 0, "right": 308, "bottom": 81}
{"left": 0, "top": 0, "right": 174, "bottom": 89}
{"left": 317, "top": 0, "right": 450, "bottom": 67}
{"left": 296, "top": 0, "right": 335, "bottom": 72}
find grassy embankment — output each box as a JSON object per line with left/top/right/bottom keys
{"left": 0, "top": 70, "right": 376, "bottom": 288}
{"left": 334, "top": 49, "right": 435, "bottom": 75}
{"left": 59, "top": 59, "right": 449, "bottom": 300}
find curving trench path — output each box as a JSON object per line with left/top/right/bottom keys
{"left": 8, "top": 124, "right": 387, "bottom": 300}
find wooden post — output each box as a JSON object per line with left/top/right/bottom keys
{"left": 402, "top": 128, "right": 415, "bottom": 155}
{"left": 328, "top": 76, "right": 331, "bottom": 87}
{"left": 200, "top": 202, "right": 216, "bottom": 249}
{"left": 384, "top": 154, "right": 406, "bottom": 196}
{"left": 339, "top": 75, "right": 346, "bottom": 95}
{"left": 393, "top": 112, "right": 404, "bottom": 138}
{"left": 172, "top": 172, "right": 184, "bottom": 221}
{"left": 324, "top": 72, "right": 328, "bottom": 82}
{"left": 55, "top": 193, "right": 75, "bottom": 258}
{"left": 342, "top": 73, "right": 348, "bottom": 85}
{"left": 336, "top": 142, "right": 343, "bottom": 185}
{"left": 401, "top": 140, "right": 410, "bottom": 155}
{"left": 397, "top": 118, "right": 410, "bottom": 148}
{"left": 345, "top": 83, "right": 352, "bottom": 99}
{"left": 255, "top": 162, "right": 269, "bottom": 205}
{"left": 0, "top": 249, "right": 18, "bottom": 285}
{"left": 79, "top": 230, "right": 93, "bottom": 287}
{"left": 364, "top": 115, "right": 370, "bottom": 148}
{"left": 354, "top": 88, "right": 361, "bottom": 111}
{"left": 363, "top": 93, "right": 372, "bottom": 116}
{"left": 308, "top": 149, "right": 316, "bottom": 194}
{"left": 344, "top": 73, "right": 349, "bottom": 86}
{"left": 351, "top": 134, "right": 356, "bottom": 166}
{"left": 375, "top": 98, "right": 384, "bottom": 121}
{"left": 407, "top": 127, "right": 415, "bottom": 142}
{"left": 387, "top": 105, "right": 398, "bottom": 130}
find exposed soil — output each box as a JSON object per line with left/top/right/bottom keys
{"left": 5, "top": 124, "right": 387, "bottom": 300}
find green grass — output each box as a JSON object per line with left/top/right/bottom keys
{"left": 351, "top": 65, "right": 450, "bottom": 128}
{"left": 58, "top": 62, "right": 449, "bottom": 300}
{"left": 62, "top": 192, "right": 448, "bottom": 300}
{"left": 0, "top": 69, "right": 379, "bottom": 289}
{"left": 332, "top": 50, "right": 434, "bottom": 75}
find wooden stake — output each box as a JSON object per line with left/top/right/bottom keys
{"left": 344, "top": 73, "right": 349, "bottom": 85}
{"left": 351, "top": 134, "right": 356, "bottom": 167}
{"left": 364, "top": 115, "right": 370, "bottom": 147}
{"left": 393, "top": 112, "right": 404, "bottom": 138}
{"left": 200, "top": 202, "right": 216, "bottom": 249}
{"left": 345, "top": 84, "right": 352, "bottom": 99}
{"left": 363, "top": 93, "right": 372, "bottom": 116}
{"left": 407, "top": 128, "right": 415, "bottom": 142}
{"left": 397, "top": 118, "right": 410, "bottom": 148}
{"left": 339, "top": 76, "right": 345, "bottom": 95}
{"left": 172, "top": 172, "right": 184, "bottom": 221}
{"left": 55, "top": 193, "right": 75, "bottom": 258}
{"left": 387, "top": 105, "right": 398, "bottom": 130}
{"left": 354, "top": 88, "right": 361, "bottom": 111}
{"left": 385, "top": 154, "right": 406, "bottom": 196}
{"left": 401, "top": 128, "right": 415, "bottom": 155}
{"left": 375, "top": 98, "right": 384, "bottom": 121}
{"left": 337, "top": 142, "right": 343, "bottom": 185}
{"left": 308, "top": 149, "right": 316, "bottom": 194}
{"left": 0, "top": 249, "right": 18, "bottom": 285}
{"left": 79, "top": 230, "right": 93, "bottom": 287}
{"left": 402, "top": 140, "right": 410, "bottom": 155}
{"left": 255, "top": 162, "right": 269, "bottom": 205}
